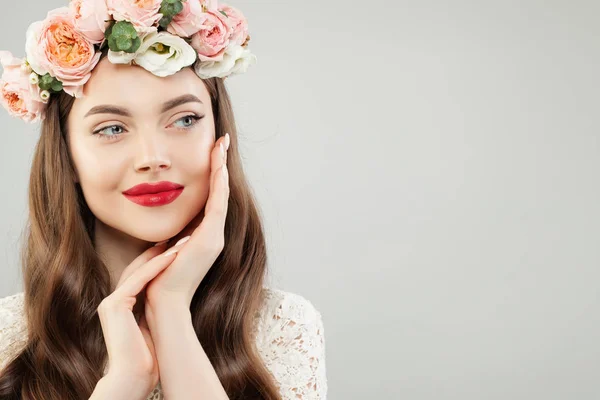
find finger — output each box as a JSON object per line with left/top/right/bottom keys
{"left": 115, "top": 242, "right": 169, "bottom": 289}
{"left": 209, "top": 135, "right": 230, "bottom": 215}
{"left": 209, "top": 136, "right": 227, "bottom": 186}
{"left": 187, "top": 165, "right": 228, "bottom": 254}
{"left": 98, "top": 301, "right": 148, "bottom": 366}
{"left": 139, "top": 314, "right": 158, "bottom": 366}
{"left": 176, "top": 138, "right": 229, "bottom": 259}
{"left": 113, "top": 249, "right": 179, "bottom": 300}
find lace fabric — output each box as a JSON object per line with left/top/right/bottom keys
{"left": 0, "top": 288, "right": 327, "bottom": 399}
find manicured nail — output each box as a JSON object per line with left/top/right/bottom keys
{"left": 154, "top": 240, "right": 169, "bottom": 246}
{"left": 175, "top": 236, "right": 191, "bottom": 246}
{"left": 219, "top": 142, "right": 224, "bottom": 157}
{"left": 225, "top": 133, "right": 230, "bottom": 150}
{"left": 163, "top": 247, "right": 179, "bottom": 257}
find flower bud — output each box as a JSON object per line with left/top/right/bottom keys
{"left": 29, "top": 72, "right": 39, "bottom": 85}
{"left": 40, "top": 90, "right": 50, "bottom": 102}
{"left": 21, "top": 63, "right": 32, "bottom": 73}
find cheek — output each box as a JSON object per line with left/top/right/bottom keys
{"left": 176, "top": 136, "right": 213, "bottom": 180}
{"left": 72, "top": 142, "right": 128, "bottom": 194}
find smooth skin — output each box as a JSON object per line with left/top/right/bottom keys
{"left": 90, "top": 133, "right": 230, "bottom": 400}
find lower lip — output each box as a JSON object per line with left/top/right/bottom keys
{"left": 123, "top": 188, "right": 184, "bottom": 207}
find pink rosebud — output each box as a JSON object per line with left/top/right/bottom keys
{"left": 167, "top": 0, "right": 208, "bottom": 38}
{"left": 107, "top": 0, "right": 163, "bottom": 35}
{"left": 190, "top": 9, "right": 232, "bottom": 62}
{"left": 25, "top": 7, "right": 101, "bottom": 98}
{"left": 70, "top": 0, "right": 111, "bottom": 44}
{"left": 0, "top": 51, "right": 45, "bottom": 123}
{"left": 218, "top": 4, "right": 249, "bottom": 46}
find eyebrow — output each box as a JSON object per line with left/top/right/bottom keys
{"left": 84, "top": 94, "right": 204, "bottom": 118}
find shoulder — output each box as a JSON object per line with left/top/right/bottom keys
{"left": 0, "top": 291, "right": 28, "bottom": 372}
{"left": 258, "top": 287, "right": 324, "bottom": 326}
{"left": 255, "top": 287, "right": 328, "bottom": 399}
{"left": 0, "top": 292, "right": 26, "bottom": 332}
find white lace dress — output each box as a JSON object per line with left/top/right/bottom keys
{"left": 0, "top": 287, "right": 327, "bottom": 399}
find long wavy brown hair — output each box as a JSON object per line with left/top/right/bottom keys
{"left": 0, "top": 62, "right": 280, "bottom": 399}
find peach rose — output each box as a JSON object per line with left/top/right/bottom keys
{"left": 190, "top": 9, "right": 232, "bottom": 62}
{"left": 0, "top": 51, "right": 45, "bottom": 123}
{"left": 167, "top": 0, "right": 208, "bottom": 37}
{"left": 25, "top": 7, "right": 101, "bottom": 98}
{"left": 69, "top": 0, "right": 110, "bottom": 44}
{"left": 107, "top": 0, "right": 163, "bottom": 35}
{"left": 218, "top": 4, "right": 248, "bottom": 46}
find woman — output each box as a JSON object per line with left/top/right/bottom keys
{"left": 0, "top": 1, "right": 327, "bottom": 399}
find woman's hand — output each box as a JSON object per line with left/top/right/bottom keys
{"left": 96, "top": 241, "right": 185, "bottom": 399}
{"left": 145, "top": 133, "right": 230, "bottom": 308}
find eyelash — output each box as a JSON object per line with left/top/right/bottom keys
{"left": 92, "top": 114, "right": 203, "bottom": 140}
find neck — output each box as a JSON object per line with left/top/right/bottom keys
{"left": 93, "top": 219, "right": 153, "bottom": 292}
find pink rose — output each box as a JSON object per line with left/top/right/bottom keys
{"left": 218, "top": 4, "right": 249, "bottom": 46}
{"left": 0, "top": 51, "right": 45, "bottom": 123}
{"left": 107, "top": 0, "right": 163, "bottom": 34}
{"left": 190, "top": 9, "right": 232, "bottom": 62}
{"left": 167, "top": 0, "right": 208, "bottom": 37}
{"left": 69, "top": 0, "right": 110, "bottom": 44}
{"left": 25, "top": 7, "right": 101, "bottom": 98}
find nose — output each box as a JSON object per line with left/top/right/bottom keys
{"left": 133, "top": 132, "right": 171, "bottom": 173}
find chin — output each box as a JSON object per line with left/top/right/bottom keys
{"left": 119, "top": 220, "right": 188, "bottom": 243}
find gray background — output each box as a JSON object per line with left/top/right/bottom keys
{"left": 1, "top": 1, "right": 599, "bottom": 399}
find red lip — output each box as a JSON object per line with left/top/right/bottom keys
{"left": 123, "top": 181, "right": 183, "bottom": 196}
{"left": 123, "top": 181, "right": 184, "bottom": 207}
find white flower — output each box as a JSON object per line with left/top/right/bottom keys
{"left": 107, "top": 29, "right": 155, "bottom": 65}
{"left": 228, "top": 46, "right": 257, "bottom": 76}
{"left": 193, "top": 44, "right": 256, "bottom": 79}
{"left": 107, "top": 49, "right": 137, "bottom": 64}
{"left": 136, "top": 32, "right": 197, "bottom": 77}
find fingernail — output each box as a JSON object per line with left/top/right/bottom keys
{"left": 163, "top": 247, "right": 179, "bottom": 257}
{"left": 220, "top": 142, "right": 224, "bottom": 157}
{"left": 225, "top": 133, "right": 230, "bottom": 150}
{"left": 175, "top": 236, "right": 191, "bottom": 246}
{"left": 154, "top": 240, "right": 169, "bottom": 246}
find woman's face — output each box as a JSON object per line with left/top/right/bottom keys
{"left": 67, "top": 56, "right": 215, "bottom": 243}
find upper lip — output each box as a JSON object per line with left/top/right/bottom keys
{"left": 123, "top": 181, "right": 184, "bottom": 196}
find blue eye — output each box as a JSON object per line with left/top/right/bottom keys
{"left": 92, "top": 114, "right": 204, "bottom": 140}
{"left": 92, "top": 124, "right": 124, "bottom": 139}
{"left": 173, "top": 114, "right": 202, "bottom": 130}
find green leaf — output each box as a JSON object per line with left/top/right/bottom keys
{"left": 159, "top": 14, "right": 174, "bottom": 29}
{"left": 50, "top": 80, "right": 63, "bottom": 92}
{"left": 106, "top": 21, "right": 140, "bottom": 52}
{"left": 107, "top": 35, "right": 118, "bottom": 51}
{"left": 38, "top": 73, "right": 63, "bottom": 93}
{"left": 112, "top": 21, "right": 137, "bottom": 39}
{"left": 130, "top": 36, "right": 141, "bottom": 53}
{"left": 219, "top": 10, "right": 228, "bottom": 18}
{"left": 160, "top": 0, "right": 184, "bottom": 18}
{"left": 116, "top": 37, "right": 133, "bottom": 51}
{"left": 172, "top": 1, "right": 183, "bottom": 14}
{"left": 38, "top": 73, "right": 53, "bottom": 90}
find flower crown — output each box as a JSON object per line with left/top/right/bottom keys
{"left": 0, "top": 0, "right": 256, "bottom": 123}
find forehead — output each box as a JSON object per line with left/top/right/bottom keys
{"left": 70, "top": 56, "right": 210, "bottom": 117}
